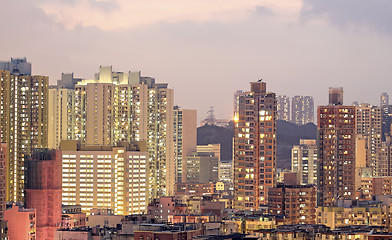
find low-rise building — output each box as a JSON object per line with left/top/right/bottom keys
{"left": 316, "top": 199, "right": 389, "bottom": 229}
{"left": 61, "top": 205, "right": 86, "bottom": 229}
{"left": 361, "top": 177, "right": 392, "bottom": 200}
{"left": 87, "top": 208, "right": 124, "bottom": 228}
{"left": 4, "top": 204, "right": 36, "bottom": 240}
{"left": 135, "top": 223, "right": 203, "bottom": 240}
{"left": 148, "top": 197, "right": 188, "bottom": 222}
{"left": 268, "top": 184, "right": 317, "bottom": 224}
{"left": 254, "top": 225, "right": 392, "bottom": 240}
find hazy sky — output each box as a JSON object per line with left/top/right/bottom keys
{"left": 1, "top": 0, "right": 392, "bottom": 121}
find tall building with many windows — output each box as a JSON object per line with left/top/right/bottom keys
{"left": 277, "top": 95, "right": 290, "bottom": 121}
{"left": 0, "top": 70, "right": 48, "bottom": 201}
{"left": 355, "top": 103, "right": 382, "bottom": 175}
{"left": 48, "top": 89, "right": 75, "bottom": 149}
{"left": 64, "top": 66, "right": 174, "bottom": 199}
{"left": 48, "top": 73, "right": 82, "bottom": 149}
{"left": 0, "top": 143, "right": 6, "bottom": 221}
{"left": 61, "top": 140, "right": 148, "bottom": 215}
{"left": 197, "top": 144, "right": 221, "bottom": 161}
{"left": 291, "top": 139, "right": 318, "bottom": 185}
{"left": 173, "top": 107, "right": 197, "bottom": 183}
{"left": 377, "top": 135, "right": 392, "bottom": 177}
{"left": 186, "top": 151, "right": 219, "bottom": 183}
{"left": 234, "top": 80, "right": 276, "bottom": 210}
{"left": 317, "top": 89, "right": 356, "bottom": 206}
{"left": 381, "top": 93, "right": 389, "bottom": 107}
{"left": 0, "top": 58, "right": 31, "bottom": 76}
{"left": 381, "top": 105, "right": 392, "bottom": 141}
{"left": 291, "top": 96, "right": 314, "bottom": 125}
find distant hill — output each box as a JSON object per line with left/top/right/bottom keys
{"left": 197, "top": 122, "right": 234, "bottom": 161}
{"left": 276, "top": 120, "right": 317, "bottom": 169}
{"left": 197, "top": 120, "right": 317, "bottom": 169}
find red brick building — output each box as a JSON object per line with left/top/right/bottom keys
{"left": 234, "top": 81, "right": 277, "bottom": 211}
{"left": 268, "top": 184, "right": 317, "bottom": 224}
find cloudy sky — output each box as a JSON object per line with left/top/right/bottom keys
{"left": 1, "top": 0, "right": 392, "bottom": 121}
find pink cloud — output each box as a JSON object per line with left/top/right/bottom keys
{"left": 39, "top": 0, "right": 302, "bottom": 31}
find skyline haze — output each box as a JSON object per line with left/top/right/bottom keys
{"left": 1, "top": 0, "right": 391, "bottom": 121}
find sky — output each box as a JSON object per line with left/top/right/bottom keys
{"left": 1, "top": 0, "right": 392, "bottom": 122}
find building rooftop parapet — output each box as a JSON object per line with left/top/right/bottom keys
{"left": 137, "top": 223, "right": 200, "bottom": 232}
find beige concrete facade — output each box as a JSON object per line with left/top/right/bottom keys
{"left": 48, "top": 88, "right": 75, "bottom": 149}
{"left": 291, "top": 139, "right": 318, "bottom": 185}
{"left": 0, "top": 70, "right": 48, "bottom": 201}
{"left": 291, "top": 96, "right": 314, "bottom": 125}
{"left": 186, "top": 152, "right": 218, "bottom": 183}
{"left": 68, "top": 66, "right": 174, "bottom": 199}
{"left": 277, "top": 95, "right": 290, "bottom": 121}
{"left": 173, "top": 107, "right": 197, "bottom": 183}
{"left": 61, "top": 141, "right": 148, "bottom": 215}
{"left": 197, "top": 144, "right": 221, "bottom": 161}
{"left": 317, "top": 206, "right": 385, "bottom": 230}
{"left": 356, "top": 104, "right": 382, "bottom": 175}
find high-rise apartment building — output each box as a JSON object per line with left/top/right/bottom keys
{"left": 268, "top": 184, "right": 317, "bottom": 224}
{"left": 234, "top": 80, "right": 276, "bottom": 210}
{"left": 0, "top": 69, "right": 48, "bottom": 201}
{"left": 55, "top": 66, "right": 174, "bottom": 198}
{"left": 381, "top": 93, "right": 389, "bottom": 107}
{"left": 48, "top": 73, "right": 82, "bottom": 149}
{"left": 291, "top": 139, "right": 318, "bottom": 185}
{"left": 355, "top": 103, "right": 382, "bottom": 175}
{"left": 381, "top": 105, "right": 392, "bottom": 141}
{"left": 291, "top": 96, "right": 314, "bottom": 125}
{"left": 317, "top": 89, "right": 356, "bottom": 206}
{"left": 0, "top": 143, "right": 6, "bottom": 221}
{"left": 61, "top": 140, "right": 148, "bottom": 215}
{"left": 277, "top": 95, "right": 290, "bottom": 121}
{"left": 57, "top": 72, "right": 83, "bottom": 89}
{"left": 0, "top": 57, "right": 31, "bottom": 75}
{"left": 25, "top": 149, "right": 62, "bottom": 240}
{"left": 173, "top": 107, "right": 197, "bottom": 183}
{"left": 329, "top": 87, "right": 343, "bottom": 106}
{"left": 234, "top": 90, "right": 244, "bottom": 116}
{"left": 377, "top": 135, "right": 392, "bottom": 177}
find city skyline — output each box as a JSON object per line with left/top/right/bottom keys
{"left": 1, "top": 1, "right": 392, "bottom": 120}
{"left": 4, "top": 1, "right": 392, "bottom": 239}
